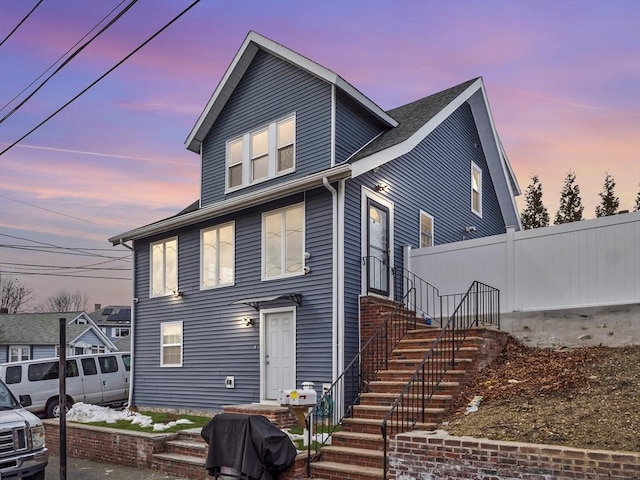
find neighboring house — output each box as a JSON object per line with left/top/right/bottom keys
{"left": 0, "top": 312, "right": 118, "bottom": 363}
{"left": 109, "top": 31, "right": 521, "bottom": 413}
{"left": 88, "top": 304, "right": 132, "bottom": 342}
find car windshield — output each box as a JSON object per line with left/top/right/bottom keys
{"left": 0, "top": 380, "right": 19, "bottom": 409}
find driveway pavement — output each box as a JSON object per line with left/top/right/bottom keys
{"left": 45, "top": 454, "right": 193, "bottom": 480}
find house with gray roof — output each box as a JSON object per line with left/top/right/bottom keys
{"left": 0, "top": 312, "right": 118, "bottom": 363}
{"left": 109, "top": 31, "right": 521, "bottom": 414}
{"left": 88, "top": 304, "right": 131, "bottom": 342}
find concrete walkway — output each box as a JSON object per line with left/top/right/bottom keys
{"left": 45, "top": 454, "right": 193, "bottom": 480}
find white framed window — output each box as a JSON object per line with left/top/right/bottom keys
{"left": 114, "top": 327, "right": 130, "bottom": 338}
{"left": 90, "top": 345, "right": 106, "bottom": 354}
{"left": 226, "top": 115, "right": 296, "bottom": 191}
{"left": 420, "top": 211, "right": 434, "bottom": 248}
{"left": 9, "top": 345, "right": 30, "bottom": 362}
{"left": 161, "top": 321, "right": 183, "bottom": 367}
{"left": 262, "top": 203, "right": 304, "bottom": 280}
{"left": 201, "top": 222, "right": 235, "bottom": 289}
{"left": 471, "top": 162, "right": 482, "bottom": 217}
{"left": 150, "top": 237, "right": 178, "bottom": 297}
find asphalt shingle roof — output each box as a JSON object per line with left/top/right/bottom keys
{"left": 0, "top": 312, "right": 92, "bottom": 345}
{"left": 349, "top": 78, "right": 479, "bottom": 162}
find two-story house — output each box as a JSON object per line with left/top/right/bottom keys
{"left": 109, "top": 31, "right": 521, "bottom": 413}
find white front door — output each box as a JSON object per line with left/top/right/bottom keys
{"left": 261, "top": 308, "right": 296, "bottom": 401}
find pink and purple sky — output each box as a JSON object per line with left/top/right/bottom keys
{"left": 1, "top": 0, "right": 638, "bottom": 309}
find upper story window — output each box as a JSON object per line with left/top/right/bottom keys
{"left": 150, "top": 237, "right": 178, "bottom": 297}
{"left": 226, "top": 115, "right": 296, "bottom": 192}
{"left": 262, "top": 203, "right": 304, "bottom": 280}
{"left": 114, "top": 327, "right": 130, "bottom": 338}
{"left": 201, "top": 222, "right": 235, "bottom": 289}
{"left": 420, "top": 211, "right": 434, "bottom": 248}
{"left": 471, "top": 162, "right": 482, "bottom": 217}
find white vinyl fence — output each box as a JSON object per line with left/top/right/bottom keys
{"left": 407, "top": 212, "right": 640, "bottom": 313}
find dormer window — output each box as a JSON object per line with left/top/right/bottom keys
{"left": 226, "top": 115, "right": 296, "bottom": 192}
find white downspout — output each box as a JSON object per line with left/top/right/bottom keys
{"left": 322, "top": 177, "right": 339, "bottom": 383}
{"left": 119, "top": 239, "right": 135, "bottom": 407}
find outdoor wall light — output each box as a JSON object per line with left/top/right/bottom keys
{"left": 242, "top": 316, "right": 253, "bottom": 327}
{"left": 465, "top": 226, "right": 477, "bottom": 233}
{"left": 374, "top": 182, "right": 387, "bottom": 192}
{"left": 172, "top": 289, "right": 183, "bottom": 298}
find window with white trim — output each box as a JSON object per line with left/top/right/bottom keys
{"left": 201, "top": 222, "right": 235, "bottom": 289}
{"left": 9, "top": 345, "right": 30, "bottom": 362}
{"left": 114, "top": 327, "right": 130, "bottom": 338}
{"left": 263, "top": 203, "right": 304, "bottom": 279}
{"left": 420, "top": 211, "right": 434, "bottom": 248}
{"left": 471, "top": 162, "right": 482, "bottom": 217}
{"left": 161, "top": 322, "right": 182, "bottom": 367}
{"left": 226, "top": 115, "right": 295, "bottom": 191}
{"left": 150, "top": 237, "right": 178, "bottom": 297}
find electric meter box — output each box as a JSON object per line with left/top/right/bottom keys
{"left": 277, "top": 389, "right": 293, "bottom": 405}
{"left": 289, "top": 388, "right": 317, "bottom": 406}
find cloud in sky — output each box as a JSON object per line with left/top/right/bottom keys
{"left": 0, "top": 0, "right": 638, "bottom": 308}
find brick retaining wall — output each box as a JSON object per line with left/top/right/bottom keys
{"left": 389, "top": 431, "right": 640, "bottom": 479}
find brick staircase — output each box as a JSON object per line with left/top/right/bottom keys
{"left": 151, "top": 428, "right": 209, "bottom": 479}
{"left": 309, "top": 326, "right": 507, "bottom": 480}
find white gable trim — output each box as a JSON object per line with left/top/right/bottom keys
{"left": 185, "top": 31, "right": 397, "bottom": 153}
{"left": 350, "top": 78, "right": 521, "bottom": 230}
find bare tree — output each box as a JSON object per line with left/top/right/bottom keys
{"left": 0, "top": 275, "right": 34, "bottom": 313}
{"left": 39, "top": 290, "right": 89, "bottom": 313}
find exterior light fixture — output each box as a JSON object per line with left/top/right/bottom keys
{"left": 374, "top": 182, "right": 387, "bottom": 192}
{"left": 242, "top": 316, "right": 253, "bottom": 327}
{"left": 465, "top": 226, "right": 477, "bottom": 233}
{"left": 173, "top": 289, "right": 183, "bottom": 298}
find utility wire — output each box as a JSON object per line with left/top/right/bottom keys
{"left": 1, "top": 0, "right": 138, "bottom": 124}
{"left": 0, "top": 270, "right": 130, "bottom": 281}
{"left": 0, "top": 244, "right": 132, "bottom": 260}
{"left": 0, "top": 0, "right": 128, "bottom": 114}
{"left": 0, "top": 194, "right": 103, "bottom": 226}
{"left": 0, "top": 0, "right": 201, "bottom": 157}
{"left": 1, "top": 262, "right": 130, "bottom": 271}
{"left": 0, "top": 233, "right": 129, "bottom": 260}
{"left": 0, "top": 0, "right": 44, "bottom": 47}
{"left": 0, "top": 243, "right": 130, "bottom": 253}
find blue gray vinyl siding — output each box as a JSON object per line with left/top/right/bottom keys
{"left": 335, "top": 89, "right": 387, "bottom": 164}
{"left": 201, "top": 50, "right": 333, "bottom": 206}
{"left": 75, "top": 330, "right": 104, "bottom": 348}
{"left": 131, "top": 188, "right": 334, "bottom": 411}
{"left": 343, "top": 101, "right": 506, "bottom": 348}
{"left": 0, "top": 346, "right": 7, "bottom": 363}
{"left": 33, "top": 345, "right": 55, "bottom": 360}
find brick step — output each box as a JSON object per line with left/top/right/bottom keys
{"left": 310, "top": 460, "right": 383, "bottom": 480}
{"left": 367, "top": 380, "right": 460, "bottom": 394}
{"left": 359, "top": 392, "right": 452, "bottom": 409}
{"left": 387, "top": 356, "right": 473, "bottom": 370}
{"left": 319, "top": 445, "right": 384, "bottom": 469}
{"left": 341, "top": 417, "right": 436, "bottom": 435}
{"left": 330, "top": 431, "right": 384, "bottom": 450}
{"left": 353, "top": 404, "right": 446, "bottom": 422}
{"left": 162, "top": 438, "right": 207, "bottom": 459}
{"left": 175, "top": 428, "right": 207, "bottom": 443}
{"left": 376, "top": 368, "right": 466, "bottom": 381}
{"left": 398, "top": 335, "right": 486, "bottom": 346}
{"left": 392, "top": 346, "right": 479, "bottom": 359}
{"left": 151, "top": 452, "right": 208, "bottom": 480}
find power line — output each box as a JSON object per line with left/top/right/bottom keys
{"left": 0, "top": 0, "right": 128, "bottom": 113}
{"left": 0, "top": 234, "right": 130, "bottom": 260}
{"left": 0, "top": 194, "right": 104, "bottom": 226}
{"left": 1, "top": 262, "right": 130, "bottom": 271}
{"left": 1, "top": 270, "right": 130, "bottom": 281}
{"left": 0, "top": 245, "right": 131, "bottom": 260}
{"left": 0, "top": 0, "right": 44, "bottom": 47}
{"left": 1, "top": 0, "right": 138, "bottom": 123}
{"left": 0, "top": 0, "right": 201, "bottom": 157}
{"left": 0, "top": 243, "right": 130, "bottom": 253}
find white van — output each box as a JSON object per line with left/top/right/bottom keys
{"left": 0, "top": 352, "right": 130, "bottom": 418}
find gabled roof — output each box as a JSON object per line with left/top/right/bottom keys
{"left": 88, "top": 305, "right": 131, "bottom": 326}
{"left": 0, "top": 312, "right": 117, "bottom": 350}
{"left": 185, "top": 31, "right": 397, "bottom": 154}
{"left": 348, "top": 77, "right": 522, "bottom": 229}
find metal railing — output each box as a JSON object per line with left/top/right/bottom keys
{"left": 380, "top": 281, "right": 500, "bottom": 479}
{"left": 305, "top": 257, "right": 440, "bottom": 475}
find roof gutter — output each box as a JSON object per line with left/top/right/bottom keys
{"left": 110, "top": 164, "right": 351, "bottom": 245}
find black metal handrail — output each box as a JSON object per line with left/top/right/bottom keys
{"left": 305, "top": 257, "right": 440, "bottom": 475}
{"left": 380, "top": 281, "right": 500, "bottom": 479}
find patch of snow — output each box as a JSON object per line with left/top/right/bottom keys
{"left": 66, "top": 403, "right": 192, "bottom": 430}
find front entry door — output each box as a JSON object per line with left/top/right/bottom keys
{"left": 263, "top": 310, "right": 295, "bottom": 401}
{"left": 367, "top": 199, "right": 390, "bottom": 296}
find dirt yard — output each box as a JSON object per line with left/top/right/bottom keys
{"left": 441, "top": 337, "right": 640, "bottom": 453}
